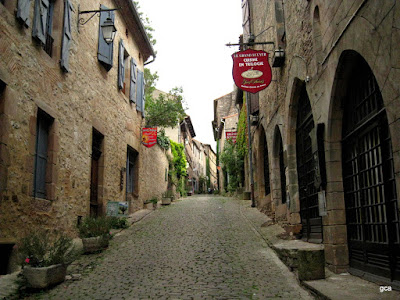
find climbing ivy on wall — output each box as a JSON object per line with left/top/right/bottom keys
{"left": 170, "top": 140, "right": 188, "bottom": 196}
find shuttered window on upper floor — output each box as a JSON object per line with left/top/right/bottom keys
{"left": 60, "top": 0, "right": 73, "bottom": 72}
{"left": 32, "top": 0, "right": 55, "bottom": 57}
{"left": 98, "top": 4, "right": 115, "bottom": 71}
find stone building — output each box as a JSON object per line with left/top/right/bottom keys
{"left": 212, "top": 91, "right": 239, "bottom": 192}
{"left": 203, "top": 144, "right": 217, "bottom": 192}
{"left": 239, "top": 0, "right": 400, "bottom": 287}
{"left": 180, "top": 115, "right": 196, "bottom": 194}
{"left": 0, "top": 0, "right": 163, "bottom": 273}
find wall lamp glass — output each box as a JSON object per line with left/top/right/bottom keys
{"left": 78, "top": 5, "right": 119, "bottom": 44}
{"left": 272, "top": 48, "right": 285, "bottom": 68}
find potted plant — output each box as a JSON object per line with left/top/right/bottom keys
{"left": 162, "top": 190, "right": 173, "bottom": 205}
{"left": 143, "top": 197, "right": 158, "bottom": 210}
{"left": 17, "top": 230, "right": 76, "bottom": 289}
{"left": 77, "top": 217, "right": 112, "bottom": 254}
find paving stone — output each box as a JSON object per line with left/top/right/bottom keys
{"left": 21, "top": 195, "right": 313, "bottom": 300}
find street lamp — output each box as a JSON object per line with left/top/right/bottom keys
{"left": 78, "top": 5, "right": 119, "bottom": 44}
{"left": 101, "top": 17, "right": 117, "bottom": 44}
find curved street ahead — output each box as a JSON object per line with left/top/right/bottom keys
{"left": 31, "top": 195, "right": 313, "bottom": 299}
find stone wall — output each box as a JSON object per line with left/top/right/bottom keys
{"left": 0, "top": 0, "right": 159, "bottom": 242}
{"left": 247, "top": 0, "right": 400, "bottom": 274}
{"left": 137, "top": 145, "right": 169, "bottom": 208}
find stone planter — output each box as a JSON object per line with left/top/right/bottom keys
{"left": 81, "top": 236, "right": 109, "bottom": 254}
{"left": 144, "top": 202, "right": 156, "bottom": 210}
{"left": 23, "top": 264, "right": 67, "bottom": 289}
{"left": 161, "top": 197, "right": 172, "bottom": 205}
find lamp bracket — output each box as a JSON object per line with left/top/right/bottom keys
{"left": 225, "top": 41, "right": 275, "bottom": 47}
{"left": 77, "top": 5, "right": 120, "bottom": 32}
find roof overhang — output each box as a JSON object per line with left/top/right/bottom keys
{"left": 114, "top": 0, "right": 156, "bottom": 63}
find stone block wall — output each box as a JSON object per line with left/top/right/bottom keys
{"left": 247, "top": 0, "right": 400, "bottom": 275}
{"left": 0, "top": 0, "right": 159, "bottom": 243}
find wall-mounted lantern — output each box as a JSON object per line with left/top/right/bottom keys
{"left": 272, "top": 48, "right": 285, "bottom": 67}
{"left": 78, "top": 5, "right": 119, "bottom": 44}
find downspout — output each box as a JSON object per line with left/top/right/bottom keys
{"left": 144, "top": 55, "right": 156, "bottom": 66}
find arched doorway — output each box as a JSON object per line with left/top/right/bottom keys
{"left": 296, "top": 85, "right": 322, "bottom": 243}
{"left": 341, "top": 54, "right": 399, "bottom": 283}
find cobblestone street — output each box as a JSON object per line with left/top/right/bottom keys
{"left": 27, "top": 195, "right": 313, "bottom": 299}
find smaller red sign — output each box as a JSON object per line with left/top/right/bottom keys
{"left": 142, "top": 128, "right": 157, "bottom": 148}
{"left": 226, "top": 131, "right": 238, "bottom": 143}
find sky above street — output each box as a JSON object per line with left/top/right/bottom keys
{"left": 137, "top": 0, "right": 242, "bottom": 150}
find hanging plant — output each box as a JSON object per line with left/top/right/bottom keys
{"left": 157, "top": 129, "right": 170, "bottom": 150}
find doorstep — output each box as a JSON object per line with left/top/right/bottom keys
{"left": 302, "top": 269, "right": 400, "bottom": 300}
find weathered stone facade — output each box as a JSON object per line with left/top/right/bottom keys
{"left": 242, "top": 0, "right": 400, "bottom": 286}
{"left": 0, "top": 0, "right": 161, "bottom": 252}
{"left": 212, "top": 92, "right": 239, "bottom": 192}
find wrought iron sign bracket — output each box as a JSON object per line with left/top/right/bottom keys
{"left": 78, "top": 5, "right": 120, "bottom": 33}
{"left": 225, "top": 41, "right": 275, "bottom": 47}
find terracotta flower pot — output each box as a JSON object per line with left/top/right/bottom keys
{"left": 81, "top": 236, "right": 109, "bottom": 254}
{"left": 23, "top": 264, "right": 67, "bottom": 289}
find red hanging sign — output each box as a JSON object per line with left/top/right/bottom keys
{"left": 226, "top": 131, "right": 237, "bottom": 143}
{"left": 232, "top": 49, "right": 272, "bottom": 93}
{"left": 142, "top": 128, "right": 157, "bottom": 148}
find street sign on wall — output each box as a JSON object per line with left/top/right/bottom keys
{"left": 142, "top": 128, "right": 157, "bottom": 148}
{"left": 226, "top": 131, "right": 238, "bottom": 143}
{"left": 232, "top": 49, "right": 272, "bottom": 93}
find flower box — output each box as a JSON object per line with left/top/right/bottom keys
{"left": 23, "top": 264, "right": 67, "bottom": 289}
{"left": 82, "top": 236, "right": 109, "bottom": 254}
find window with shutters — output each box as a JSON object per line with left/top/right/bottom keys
{"left": 136, "top": 70, "right": 145, "bottom": 116}
{"left": 129, "top": 58, "right": 137, "bottom": 103}
{"left": 98, "top": 5, "right": 115, "bottom": 71}
{"left": 33, "top": 109, "right": 54, "bottom": 199}
{"left": 126, "top": 147, "right": 138, "bottom": 195}
{"left": 118, "top": 40, "right": 130, "bottom": 96}
{"left": 60, "top": 0, "right": 73, "bottom": 72}
{"left": 32, "top": 0, "right": 56, "bottom": 57}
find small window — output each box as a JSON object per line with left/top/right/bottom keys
{"left": 126, "top": 147, "right": 138, "bottom": 194}
{"left": 34, "top": 109, "right": 54, "bottom": 199}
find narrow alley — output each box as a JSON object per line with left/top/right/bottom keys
{"left": 25, "top": 196, "right": 312, "bottom": 300}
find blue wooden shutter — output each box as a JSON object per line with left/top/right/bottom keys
{"left": 60, "top": 0, "right": 73, "bottom": 72}
{"left": 118, "top": 40, "right": 125, "bottom": 89}
{"left": 129, "top": 58, "right": 137, "bottom": 103}
{"left": 141, "top": 78, "right": 145, "bottom": 117}
{"left": 17, "top": 0, "right": 32, "bottom": 28}
{"left": 136, "top": 70, "right": 143, "bottom": 113}
{"left": 97, "top": 5, "right": 114, "bottom": 71}
{"left": 32, "top": 0, "right": 49, "bottom": 44}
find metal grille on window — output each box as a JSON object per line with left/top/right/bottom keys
{"left": 342, "top": 56, "right": 400, "bottom": 284}
{"left": 278, "top": 131, "right": 286, "bottom": 204}
{"left": 296, "top": 85, "right": 322, "bottom": 243}
{"left": 263, "top": 134, "right": 271, "bottom": 195}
